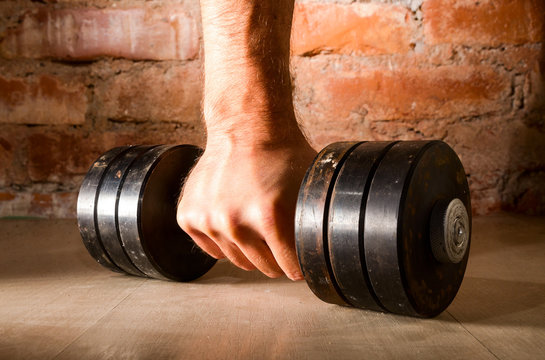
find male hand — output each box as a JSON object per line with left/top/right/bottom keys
{"left": 177, "top": 135, "right": 316, "bottom": 280}
{"left": 177, "top": 0, "right": 310, "bottom": 279}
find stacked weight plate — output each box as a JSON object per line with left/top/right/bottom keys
{"left": 77, "top": 145, "right": 217, "bottom": 281}
{"left": 295, "top": 141, "right": 471, "bottom": 317}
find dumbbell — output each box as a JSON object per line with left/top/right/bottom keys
{"left": 77, "top": 141, "right": 471, "bottom": 317}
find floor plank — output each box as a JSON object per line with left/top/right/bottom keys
{"left": 0, "top": 214, "right": 543, "bottom": 359}
{"left": 0, "top": 220, "right": 146, "bottom": 359}
{"left": 447, "top": 214, "right": 545, "bottom": 360}
{"left": 56, "top": 264, "right": 494, "bottom": 360}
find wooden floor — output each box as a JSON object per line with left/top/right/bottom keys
{"left": 0, "top": 214, "right": 544, "bottom": 360}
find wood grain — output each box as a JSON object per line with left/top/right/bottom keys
{"left": 0, "top": 214, "right": 543, "bottom": 359}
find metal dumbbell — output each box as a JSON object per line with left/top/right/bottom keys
{"left": 296, "top": 141, "right": 470, "bottom": 317}
{"left": 77, "top": 141, "right": 471, "bottom": 317}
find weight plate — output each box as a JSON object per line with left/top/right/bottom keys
{"left": 77, "top": 146, "right": 131, "bottom": 273}
{"left": 118, "top": 145, "right": 217, "bottom": 281}
{"left": 328, "top": 141, "right": 397, "bottom": 311}
{"left": 96, "top": 145, "right": 155, "bottom": 277}
{"left": 364, "top": 141, "right": 471, "bottom": 317}
{"left": 295, "top": 141, "right": 362, "bottom": 306}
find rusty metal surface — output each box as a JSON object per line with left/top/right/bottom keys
{"left": 400, "top": 141, "right": 471, "bottom": 317}
{"left": 364, "top": 141, "right": 432, "bottom": 316}
{"left": 327, "top": 141, "right": 397, "bottom": 311}
{"left": 118, "top": 145, "right": 217, "bottom": 281}
{"left": 96, "top": 145, "right": 155, "bottom": 277}
{"left": 76, "top": 146, "right": 131, "bottom": 274}
{"left": 295, "top": 141, "right": 361, "bottom": 306}
{"left": 364, "top": 141, "right": 471, "bottom": 317}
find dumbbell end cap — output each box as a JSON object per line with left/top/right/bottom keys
{"left": 430, "top": 198, "right": 470, "bottom": 264}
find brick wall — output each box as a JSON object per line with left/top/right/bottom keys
{"left": 0, "top": 0, "right": 544, "bottom": 218}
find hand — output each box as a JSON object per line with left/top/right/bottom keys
{"left": 177, "top": 135, "right": 317, "bottom": 280}
{"left": 180, "top": 0, "right": 309, "bottom": 279}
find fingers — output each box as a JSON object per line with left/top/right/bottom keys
{"left": 228, "top": 224, "right": 284, "bottom": 278}
{"left": 214, "top": 240, "right": 257, "bottom": 271}
{"left": 264, "top": 233, "right": 303, "bottom": 281}
{"left": 178, "top": 210, "right": 286, "bottom": 278}
{"left": 254, "top": 205, "right": 304, "bottom": 281}
{"left": 175, "top": 144, "right": 316, "bottom": 281}
{"left": 177, "top": 213, "right": 252, "bottom": 268}
{"left": 181, "top": 227, "right": 226, "bottom": 260}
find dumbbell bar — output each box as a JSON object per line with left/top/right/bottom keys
{"left": 77, "top": 141, "right": 471, "bottom": 317}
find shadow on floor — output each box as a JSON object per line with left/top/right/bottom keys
{"left": 447, "top": 276, "right": 545, "bottom": 328}
{"left": 0, "top": 219, "right": 278, "bottom": 285}
{"left": 0, "top": 242, "right": 279, "bottom": 286}
{"left": 195, "top": 259, "right": 286, "bottom": 286}
{"left": 469, "top": 213, "right": 545, "bottom": 257}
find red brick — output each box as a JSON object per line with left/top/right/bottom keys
{"left": 459, "top": 46, "right": 543, "bottom": 72}
{"left": 26, "top": 127, "right": 205, "bottom": 183}
{"left": 0, "top": 128, "right": 29, "bottom": 187}
{"left": 30, "top": 193, "right": 53, "bottom": 215}
{"left": 96, "top": 63, "right": 202, "bottom": 123}
{"left": 423, "top": 0, "right": 545, "bottom": 46}
{"left": 446, "top": 116, "right": 545, "bottom": 214}
{"left": 0, "top": 75, "right": 87, "bottom": 125}
{"left": 52, "top": 192, "right": 77, "bottom": 218}
{"left": 294, "top": 61, "right": 511, "bottom": 126}
{"left": 0, "top": 191, "right": 77, "bottom": 218}
{"left": 0, "top": 135, "right": 14, "bottom": 187}
{"left": 291, "top": 3, "right": 416, "bottom": 56}
{"left": 0, "top": 6, "right": 198, "bottom": 61}
{"left": 27, "top": 132, "right": 102, "bottom": 183}
{"left": 0, "top": 193, "right": 15, "bottom": 201}
{"left": 0, "top": 192, "right": 30, "bottom": 218}
{"left": 525, "top": 62, "right": 545, "bottom": 113}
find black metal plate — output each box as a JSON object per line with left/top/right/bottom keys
{"left": 327, "top": 141, "right": 397, "bottom": 311}
{"left": 364, "top": 141, "right": 471, "bottom": 317}
{"left": 295, "top": 141, "right": 362, "bottom": 306}
{"left": 96, "top": 145, "right": 155, "bottom": 277}
{"left": 400, "top": 141, "right": 471, "bottom": 317}
{"left": 77, "top": 146, "right": 131, "bottom": 273}
{"left": 118, "top": 145, "right": 217, "bottom": 281}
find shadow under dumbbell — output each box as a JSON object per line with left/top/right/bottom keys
{"left": 0, "top": 219, "right": 104, "bottom": 281}
{"left": 195, "top": 260, "right": 289, "bottom": 285}
{"left": 446, "top": 277, "right": 545, "bottom": 328}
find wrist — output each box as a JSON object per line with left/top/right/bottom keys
{"left": 199, "top": 0, "right": 300, "bottom": 150}
{"left": 204, "top": 111, "right": 305, "bottom": 149}
{"left": 202, "top": 76, "right": 294, "bottom": 127}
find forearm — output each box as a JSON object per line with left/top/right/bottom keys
{"left": 199, "top": 0, "right": 299, "bottom": 146}
{"left": 179, "top": 1, "right": 316, "bottom": 280}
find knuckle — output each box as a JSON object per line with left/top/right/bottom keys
{"left": 177, "top": 209, "right": 217, "bottom": 240}
{"left": 176, "top": 208, "right": 198, "bottom": 231}
{"left": 176, "top": 211, "right": 191, "bottom": 232}
{"left": 257, "top": 202, "right": 292, "bottom": 241}
{"left": 214, "top": 210, "right": 245, "bottom": 240}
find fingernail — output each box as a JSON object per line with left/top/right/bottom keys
{"left": 288, "top": 274, "right": 304, "bottom": 281}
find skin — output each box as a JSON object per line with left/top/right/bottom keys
{"left": 176, "top": 0, "right": 317, "bottom": 280}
